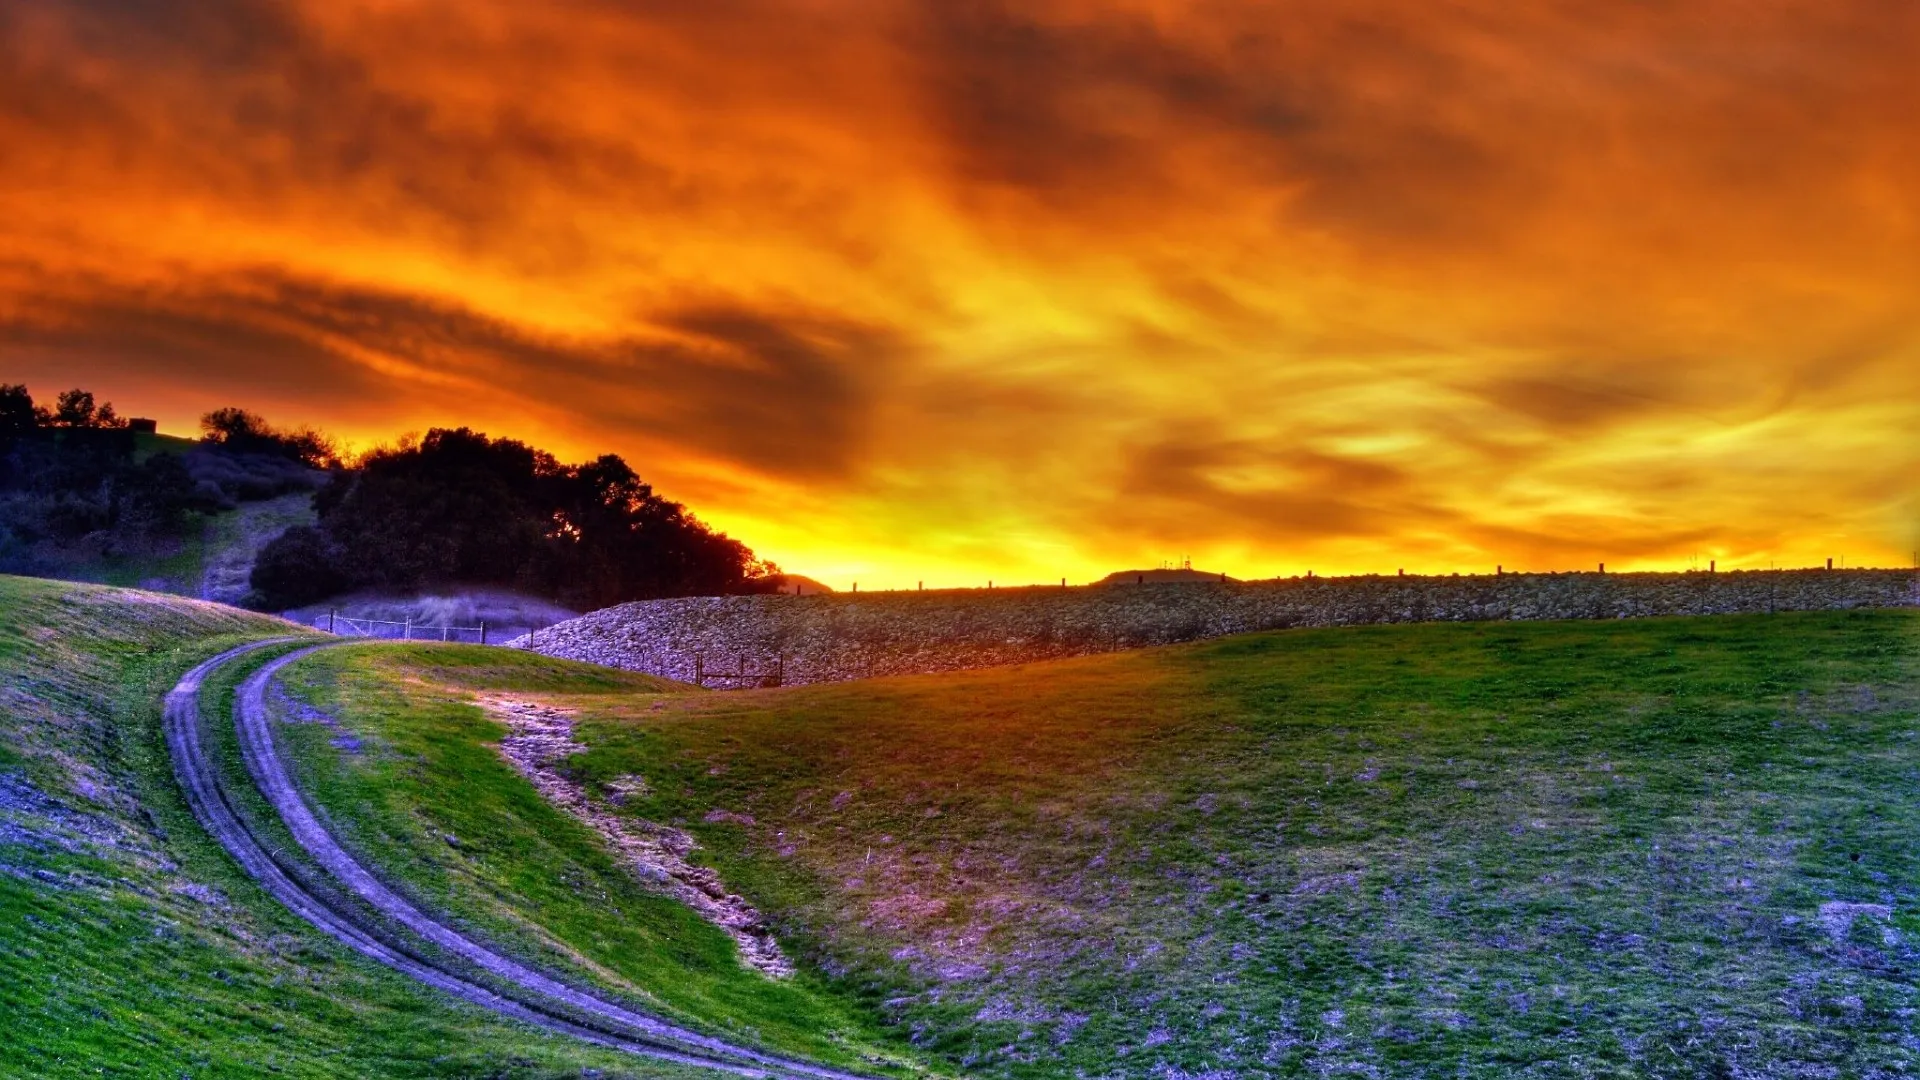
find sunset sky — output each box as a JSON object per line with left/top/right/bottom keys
{"left": 3, "top": 0, "right": 1916, "bottom": 588}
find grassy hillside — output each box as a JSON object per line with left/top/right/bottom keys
{"left": 258, "top": 645, "right": 924, "bottom": 1075}
{"left": 11, "top": 574, "right": 1916, "bottom": 1077}
{"left": 130, "top": 430, "right": 202, "bottom": 460}
{"left": 0, "top": 576, "right": 706, "bottom": 1078}
{"left": 48, "top": 433, "right": 227, "bottom": 592}
{"left": 57, "top": 491, "right": 317, "bottom": 600}
{"left": 301, "top": 610, "right": 1920, "bottom": 1077}
{"left": 195, "top": 492, "right": 318, "bottom": 604}
{"left": 6, "top": 426, "right": 320, "bottom": 600}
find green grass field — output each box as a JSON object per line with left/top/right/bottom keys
{"left": 261, "top": 646, "right": 924, "bottom": 1075}
{"left": 6, "top": 571, "right": 1918, "bottom": 1078}
{"left": 0, "top": 576, "right": 706, "bottom": 1078}
{"left": 286, "top": 609, "right": 1920, "bottom": 1078}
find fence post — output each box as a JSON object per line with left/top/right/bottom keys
{"left": 328, "top": 610, "right": 336, "bottom": 634}
{"left": 403, "top": 618, "right": 410, "bottom": 641}
{"left": 441, "top": 624, "right": 448, "bottom": 642}
{"left": 480, "top": 622, "right": 487, "bottom": 646}
{"left": 694, "top": 655, "right": 703, "bottom": 687}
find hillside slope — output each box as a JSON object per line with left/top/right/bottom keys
{"left": 0, "top": 576, "right": 711, "bottom": 1078}
{"left": 196, "top": 492, "right": 318, "bottom": 604}
{"left": 382, "top": 609, "right": 1919, "bottom": 1077}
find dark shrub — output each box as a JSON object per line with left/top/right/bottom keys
{"left": 183, "top": 447, "right": 327, "bottom": 503}
{"left": 249, "top": 525, "right": 348, "bottom": 610}
{"left": 116, "top": 453, "right": 198, "bottom": 539}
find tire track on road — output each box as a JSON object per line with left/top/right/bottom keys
{"left": 167, "top": 640, "right": 889, "bottom": 1080}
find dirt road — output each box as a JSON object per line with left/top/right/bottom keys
{"left": 165, "top": 640, "right": 887, "bottom": 1079}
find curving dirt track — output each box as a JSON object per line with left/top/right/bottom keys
{"left": 165, "top": 640, "right": 886, "bottom": 1080}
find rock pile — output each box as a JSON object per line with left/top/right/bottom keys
{"left": 507, "top": 568, "right": 1919, "bottom": 688}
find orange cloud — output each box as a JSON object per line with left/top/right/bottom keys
{"left": 2, "top": 0, "right": 1916, "bottom": 587}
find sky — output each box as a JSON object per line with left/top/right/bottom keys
{"left": 3, "top": 0, "right": 1917, "bottom": 588}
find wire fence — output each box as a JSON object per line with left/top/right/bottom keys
{"left": 314, "top": 612, "right": 497, "bottom": 644}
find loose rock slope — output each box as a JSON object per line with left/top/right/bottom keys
{"left": 511, "top": 568, "right": 1919, "bottom": 687}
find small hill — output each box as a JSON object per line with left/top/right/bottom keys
{"left": 1096, "top": 566, "right": 1235, "bottom": 585}
{"left": 2, "top": 420, "right": 324, "bottom": 600}
{"left": 196, "top": 491, "right": 318, "bottom": 604}
{"left": 777, "top": 573, "right": 836, "bottom": 596}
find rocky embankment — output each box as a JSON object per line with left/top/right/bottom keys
{"left": 507, "top": 568, "right": 1919, "bottom": 688}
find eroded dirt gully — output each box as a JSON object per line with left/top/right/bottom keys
{"left": 481, "top": 696, "right": 794, "bottom": 978}
{"left": 165, "top": 640, "right": 879, "bottom": 1080}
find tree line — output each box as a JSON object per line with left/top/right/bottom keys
{"left": 252, "top": 426, "right": 780, "bottom": 610}
{"left": 0, "top": 383, "right": 780, "bottom": 610}
{"left": 0, "top": 386, "right": 339, "bottom": 577}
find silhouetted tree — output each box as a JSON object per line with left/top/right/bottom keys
{"left": 252, "top": 426, "right": 776, "bottom": 610}
{"left": 201, "top": 406, "right": 338, "bottom": 468}
{"left": 0, "top": 385, "right": 38, "bottom": 442}
{"left": 49, "top": 389, "right": 125, "bottom": 429}
{"left": 249, "top": 525, "right": 348, "bottom": 608}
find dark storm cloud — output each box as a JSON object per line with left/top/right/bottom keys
{"left": 627, "top": 307, "right": 896, "bottom": 480}
{"left": 903, "top": 0, "right": 1920, "bottom": 251}
{"left": 902, "top": 2, "right": 1533, "bottom": 240}
{"left": 1, "top": 0, "right": 695, "bottom": 267}
{"left": 1113, "top": 431, "right": 1417, "bottom": 540}
{"left": 1471, "top": 373, "right": 1680, "bottom": 432}
{"left": 0, "top": 277, "right": 387, "bottom": 406}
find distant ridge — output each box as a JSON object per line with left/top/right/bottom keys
{"left": 1097, "top": 567, "right": 1236, "bottom": 585}
{"left": 777, "top": 574, "right": 836, "bottom": 595}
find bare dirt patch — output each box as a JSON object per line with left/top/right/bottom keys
{"left": 480, "top": 695, "right": 793, "bottom": 978}
{"left": 1817, "top": 901, "right": 1892, "bottom": 941}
